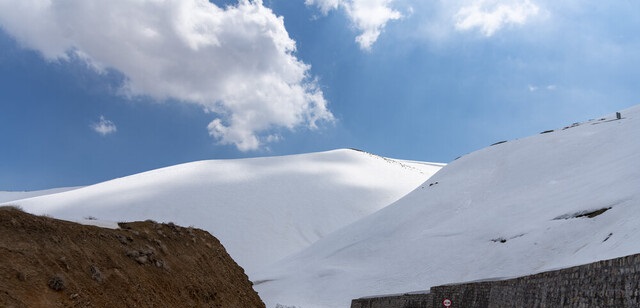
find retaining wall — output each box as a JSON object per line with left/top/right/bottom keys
{"left": 352, "top": 253, "right": 640, "bottom": 308}
{"left": 351, "top": 292, "right": 433, "bottom": 308}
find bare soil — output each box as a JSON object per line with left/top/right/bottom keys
{"left": 0, "top": 206, "right": 265, "bottom": 308}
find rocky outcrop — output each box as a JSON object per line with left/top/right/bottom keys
{"left": 0, "top": 206, "right": 265, "bottom": 307}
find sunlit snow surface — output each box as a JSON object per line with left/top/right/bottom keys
{"left": 253, "top": 106, "right": 640, "bottom": 308}
{"left": 3, "top": 150, "right": 441, "bottom": 276}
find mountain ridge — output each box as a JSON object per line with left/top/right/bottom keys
{"left": 3, "top": 149, "right": 442, "bottom": 276}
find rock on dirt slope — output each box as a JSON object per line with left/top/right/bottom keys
{"left": 0, "top": 206, "right": 265, "bottom": 308}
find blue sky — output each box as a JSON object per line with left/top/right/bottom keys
{"left": 1, "top": 0, "right": 639, "bottom": 190}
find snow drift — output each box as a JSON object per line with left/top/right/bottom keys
{"left": 253, "top": 106, "right": 640, "bottom": 308}
{"left": 3, "top": 149, "right": 441, "bottom": 276}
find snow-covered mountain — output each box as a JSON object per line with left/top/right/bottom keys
{"left": 3, "top": 149, "right": 442, "bottom": 276}
{"left": 253, "top": 106, "right": 640, "bottom": 308}
{"left": 7, "top": 105, "right": 637, "bottom": 308}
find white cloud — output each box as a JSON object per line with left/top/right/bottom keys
{"left": 91, "top": 116, "right": 117, "bottom": 136}
{"left": 454, "top": 0, "right": 540, "bottom": 36}
{"left": 306, "top": 0, "right": 402, "bottom": 50}
{"left": 0, "top": 0, "right": 333, "bottom": 151}
{"left": 528, "top": 84, "right": 557, "bottom": 92}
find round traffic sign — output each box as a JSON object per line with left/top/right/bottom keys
{"left": 443, "top": 298, "right": 452, "bottom": 307}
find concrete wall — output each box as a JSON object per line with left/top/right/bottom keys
{"left": 352, "top": 253, "right": 640, "bottom": 308}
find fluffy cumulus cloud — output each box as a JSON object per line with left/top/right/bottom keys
{"left": 0, "top": 0, "right": 333, "bottom": 151}
{"left": 454, "top": 0, "right": 540, "bottom": 36}
{"left": 91, "top": 116, "right": 117, "bottom": 136}
{"left": 306, "top": 0, "right": 542, "bottom": 47}
{"left": 306, "top": 0, "right": 402, "bottom": 50}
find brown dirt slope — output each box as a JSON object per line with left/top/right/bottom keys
{"left": 0, "top": 206, "right": 265, "bottom": 308}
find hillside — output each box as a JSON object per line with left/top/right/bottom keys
{"left": 253, "top": 106, "right": 640, "bottom": 308}
{"left": 3, "top": 149, "right": 442, "bottom": 276}
{"left": 0, "top": 206, "right": 264, "bottom": 307}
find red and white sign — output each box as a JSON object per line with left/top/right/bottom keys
{"left": 443, "top": 298, "right": 452, "bottom": 307}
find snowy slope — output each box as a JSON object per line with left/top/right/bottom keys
{"left": 0, "top": 187, "right": 81, "bottom": 203}
{"left": 3, "top": 149, "right": 442, "bottom": 275}
{"left": 254, "top": 106, "right": 640, "bottom": 308}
